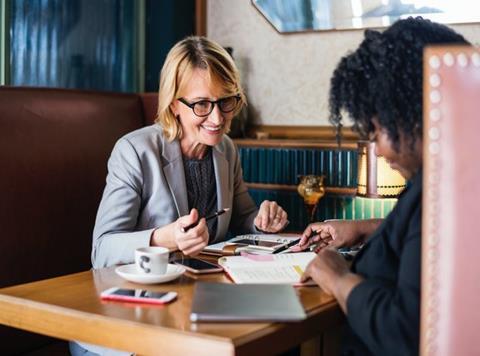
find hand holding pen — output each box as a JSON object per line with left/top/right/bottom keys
{"left": 290, "top": 221, "right": 337, "bottom": 252}
{"left": 169, "top": 209, "right": 209, "bottom": 256}
{"left": 291, "top": 219, "right": 369, "bottom": 253}
{"left": 150, "top": 209, "right": 229, "bottom": 256}
{"left": 180, "top": 208, "right": 230, "bottom": 233}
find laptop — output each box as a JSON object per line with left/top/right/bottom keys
{"left": 190, "top": 282, "right": 307, "bottom": 322}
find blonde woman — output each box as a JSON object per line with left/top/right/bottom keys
{"left": 91, "top": 36, "right": 288, "bottom": 269}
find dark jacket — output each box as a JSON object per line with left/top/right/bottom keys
{"left": 343, "top": 170, "right": 422, "bottom": 356}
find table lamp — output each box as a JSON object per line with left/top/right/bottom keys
{"left": 357, "top": 141, "right": 406, "bottom": 198}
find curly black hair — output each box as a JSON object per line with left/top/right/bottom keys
{"left": 329, "top": 17, "right": 469, "bottom": 149}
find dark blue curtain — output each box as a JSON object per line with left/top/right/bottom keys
{"left": 145, "top": 0, "right": 195, "bottom": 92}
{"left": 10, "top": 0, "right": 137, "bottom": 92}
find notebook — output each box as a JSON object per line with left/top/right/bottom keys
{"left": 190, "top": 282, "right": 307, "bottom": 322}
{"left": 218, "top": 252, "right": 316, "bottom": 285}
{"left": 202, "top": 234, "right": 301, "bottom": 256}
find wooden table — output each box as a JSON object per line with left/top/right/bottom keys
{"left": 0, "top": 263, "right": 344, "bottom": 355}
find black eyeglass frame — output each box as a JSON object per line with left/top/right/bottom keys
{"left": 177, "top": 95, "right": 241, "bottom": 117}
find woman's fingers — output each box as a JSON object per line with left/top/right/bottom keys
{"left": 178, "top": 234, "right": 208, "bottom": 255}
{"left": 300, "top": 258, "right": 315, "bottom": 283}
{"left": 177, "top": 209, "right": 199, "bottom": 232}
{"left": 176, "top": 217, "right": 208, "bottom": 254}
{"left": 265, "top": 210, "right": 288, "bottom": 232}
{"left": 255, "top": 201, "right": 288, "bottom": 233}
{"left": 256, "top": 201, "right": 271, "bottom": 230}
{"left": 275, "top": 210, "right": 288, "bottom": 229}
{"left": 314, "top": 239, "right": 331, "bottom": 253}
{"left": 267, "top": 201, "right": 275, "bottom": 219}
{"left": 179, "top": 233, "right": 207, "bottom": 249}
{"left": 291, "top": 225, "right": 317, "bottom": 251}
{"left": 292, "top": 230, "right": 319, "bottom": 252}
{"left": 182, "top": 238, "right": 208, "bottom": 256}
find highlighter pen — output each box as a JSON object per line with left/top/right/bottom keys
{"left": 180, "top": 208, "right": 230, "bottom": 233}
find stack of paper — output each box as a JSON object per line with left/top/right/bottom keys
{"left": 218, "top": 252, "right": 316, "bottom": 285}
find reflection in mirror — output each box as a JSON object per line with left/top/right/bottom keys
{"left": 252, "top": 0, "right": 480, "bottom": 33}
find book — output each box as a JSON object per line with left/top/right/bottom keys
{"left": 202, "top": 234, "right": 301, "bottom": 256}
{"left": 190, "top": 282, "right": 306, "bottom": 322}
{"left": 218, "top": 252, "right": 316, "bottom": 285}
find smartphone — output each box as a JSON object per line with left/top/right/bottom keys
{"left": 100, "top": 287, "right": 177, "bottom": 305}
{"left": 172, "top": 258, "right": 223, "bottom": 274}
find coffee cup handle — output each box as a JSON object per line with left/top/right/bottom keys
{"left": 139, "top": 255, "right": 151, "bottom": 273}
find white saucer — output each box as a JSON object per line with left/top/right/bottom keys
{"left": 115, "top": 263, "right": 186, "bottom": 284}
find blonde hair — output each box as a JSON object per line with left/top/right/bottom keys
{"left": 155, "top": 36, "right": 246, "bottom": 141}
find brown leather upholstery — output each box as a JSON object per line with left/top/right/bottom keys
{"left": 422, "top": 47, "right": 480, "bottom": 355}
{"left": 140, "top": 92, "right": 158, "bottom": 125}
{"left": 0, "top": 87, "right": 150, "bottom": 354}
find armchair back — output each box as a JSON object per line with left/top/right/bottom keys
{"left": 422, "top": 47, "right": 480, "bottom": 356}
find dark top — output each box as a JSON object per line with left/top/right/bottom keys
{"left": 343, "top": 170, "right": 422, "bottom": 356}
{"left": 182, "top": 148, "right": 218, "bottom": 240}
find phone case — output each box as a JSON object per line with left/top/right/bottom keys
{"left": 100, "top": 288, "right": 177, "bottom": 305}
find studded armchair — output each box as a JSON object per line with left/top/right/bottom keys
{"left": 422, "top": 46, "right": 480, "bottom": 356}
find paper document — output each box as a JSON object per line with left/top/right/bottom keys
{"left": 203, "top": 234, "right": 301, "bottom": 256}
{"left": 218, "top": 252, "right": 316, "bottom": 285}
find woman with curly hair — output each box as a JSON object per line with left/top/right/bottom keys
{"left": 293, "top": 18, "right": 469, "bottom": 355}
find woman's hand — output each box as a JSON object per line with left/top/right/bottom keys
{"left": 300, "top": 248, "right": 350, "bottom": 294}
{"left": 254, "top": 200, "right": 288, "bottom": 233}
{"left": 291, "top": 219, "right": 381, "bottom": 252}
{"left": 174, "top": 209, "right": 209, "bottom": 256}
{"left": 300, "top": 248, "right": 363, "bottom": 312}
{"left": 151, "top": 209, "right": 209, "bottom": 256}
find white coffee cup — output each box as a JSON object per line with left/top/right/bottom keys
{"left": 135, "top": 247, "right": 169, "bottom": 275}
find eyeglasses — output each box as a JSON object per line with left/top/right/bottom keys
{"left": 178, "top": 95, "right": 240, "bottom": 117}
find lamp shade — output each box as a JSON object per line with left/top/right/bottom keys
{"left": 357, "top": 141, "right": 406, "bottom": 198}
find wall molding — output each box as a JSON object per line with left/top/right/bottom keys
{"left": 234, "top": 138, "right": 358, "bottom": 150}
{"left": 246, "top": 125, "right": 359, "bottom": 141}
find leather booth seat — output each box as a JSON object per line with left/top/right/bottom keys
{"left": 0, "top": 87, "right": 156, "bottom": 355}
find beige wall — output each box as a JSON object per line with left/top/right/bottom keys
{"left": 207, "top": 0, "right": 480, "bottom": 126}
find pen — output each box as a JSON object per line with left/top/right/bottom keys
{"left": 305, "top": 219, "right": 339, "bottom": 242}
{"left": 299, "top": 230, "right": 320, "bottom": 248}
{"left": 306, "top": 230, "right": 335, "bottom": 252}
{"left": 180, "top": 208, "right": 230, "bottom": 233}
{"left": 272, "top": 237, "right": 301, "bottom": 254}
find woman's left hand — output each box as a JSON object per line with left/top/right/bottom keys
{"left": 254, "top": 200, "right": 288, "bottom": 233}
{"left": 300, "top": 248, "right": 351, "bottom": 295}
{"left": 301, "top": 248, "right": 364, "bottom": 312}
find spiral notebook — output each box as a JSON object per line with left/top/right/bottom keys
{"left": 202, "top": 234, "right": 301, "bottom": 256}
{"left": 190, "top": 282, "right": 306, "bottom": 322}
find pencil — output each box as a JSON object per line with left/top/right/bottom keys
{"left": 180, "top": 208, "right": 230, "bottom": 233}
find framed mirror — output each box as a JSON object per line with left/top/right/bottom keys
{"left": 252, "top": 0, "right": 480, "bottom": 33}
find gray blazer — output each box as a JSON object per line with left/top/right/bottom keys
{"left": 92, "top": 125, "right": 258, "bottom": 268}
